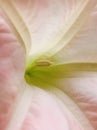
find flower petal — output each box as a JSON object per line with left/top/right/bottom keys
{"left": 52, "top": 3, "right": 97, "bottom": 64}
{"left": 0, "top": 11, "right": 25, "bottom": 130}
{"left": 59, "top": 76, "right": 97, "bottom": 130}
{"left": 2, "top": 0, "right": 96, "bottom": 58}
{"left": 0, "top": 0, "right": 31, "bottom": 57}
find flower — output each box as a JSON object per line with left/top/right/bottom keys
{"left": 0, "top": 0, "right": 97, "bottom": 130}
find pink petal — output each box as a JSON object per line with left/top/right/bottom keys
{"left": 0, "top": 11, "right": 25, "bottom": 130}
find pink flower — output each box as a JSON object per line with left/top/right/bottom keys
{"left": 0, "top": 0, "right": 97, "bottom": 130}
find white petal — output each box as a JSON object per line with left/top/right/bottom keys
{"left": 1, "top": 0, "right": 96, "bottom": 58}
{"left": 53, "top": 3, "right": 97, "bottom": 64}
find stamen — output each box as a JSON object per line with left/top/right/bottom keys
{"left": 36, "top": 60, "right": 52, "bottom": 67}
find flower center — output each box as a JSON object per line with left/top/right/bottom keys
{"left": 24, "top": 59, "right": 54, "bottom": 87}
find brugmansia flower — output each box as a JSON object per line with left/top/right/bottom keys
{"left": 0, "top": 0, "right": 97, "bottom": 130}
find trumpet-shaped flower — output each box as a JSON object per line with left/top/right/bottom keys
{"left": 0, "top": 0, "right": 97, "bottom": 130}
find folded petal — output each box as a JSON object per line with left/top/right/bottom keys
{"left": 59, "top": 76, "right": 97, "bottom": 130}
{"left": 0, "top": 1, "right": 97, "bottom": 130}
{"left": 21, "top": 87, "right": 84, "bottom": 130}
{"left": 1, "top": 0, "right": 96, "bottom": 59}
{"left": 0, "top": 0, "right": 31, "bottom": 57}
{"left": 52, "top": 3, "right": 97, "bottom": 64}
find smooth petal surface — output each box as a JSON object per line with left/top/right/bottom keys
{"left": 0, "top": 11, "right": 25, "bottom": 130}
{"left": 58, "top": 76, "right": 97, "bottom": 130}
{"left": 53, "top": 4, "right": 97, "bottom": 64}
{"left": 2, "top": 0, "right": 96, "bottom": 58}
{"left": 21, "top": 87, "right": 84, "bottom": 130}
{"left": 0, "top": 0, "right": 31, "bottom": 57}
{"left": 0, "top": 1, "right": 97, "bottom": 130}
{"left": 12, "top": 0, "right": 97, "bottom": 59}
